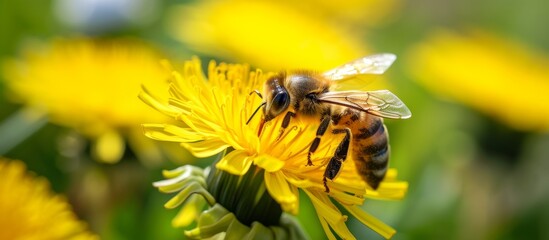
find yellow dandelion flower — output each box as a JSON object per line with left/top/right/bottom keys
{"left": 407, "top": 29, "right": 549, "bottom": 132}
{"left": 141, "top": 58, "right": 408, "bottom": 239}
{"left": 167, "top": 0, "right": 369, "bottom": 71}
{"left": 275, "top": 0, "right": 402, "bottom": 27}
{"left": 0, "top": 158, "right": 97, "bottom": 240}
{"left": 2, "top": 38, "right": 171, "bottom": 163}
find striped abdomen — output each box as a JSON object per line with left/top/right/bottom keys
{"left": 333, "top": 110, "right": 389, "bottom": 189}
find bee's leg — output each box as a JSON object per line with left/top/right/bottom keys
{"left": 323, "top": 128, "right": 351, "bottom": 193}
{"left": 276, "top": 111, "right": 296, "bottom": 141}
{"left": 307, "top": 116, "right": 331, "bottom": 166}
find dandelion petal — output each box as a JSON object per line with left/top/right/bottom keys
{"left": 216, "top": 150, "right": 253, "bottom": 176}
{"left": 264, "top": 171, "right": 298, "bottom": 211}
{"left": 143, "top": 124, "right": 203, "bottom": 142}
{"left": 344, "top": 205, "right": 396, "bottom": 239}
{"left": 254, "top": 153, "right": 285, "bottom": 172}
{"left": 182, "top": 139, "right": 230, "bottom": 158}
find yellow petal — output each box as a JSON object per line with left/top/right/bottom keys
{"left": 385, "top": 168, "right": 398, "bottom": 181}
{"left": 366, "top": 181, "right": 408, "bottom": 200}
{"left": 264, "top": 171, "right": 298, "bottom": 213}
{"left": 304, "top": 190, "right": 346, "bottom": 225}
{"left": 304, "top": 190, "right": 355, "bottom": 240}
{"left": 331, "top": 221, "right": 355, "bottom": 240}
{"left": 331, "top": 190, "right": 365, "bottom": 206}
{"left": 317, "top": 218, "right": 337, "bottom": 240}
{"left": 215, "top": 150, "right": 253, "bottom": 176}
{"left": 142, "top": 124, "right": 204, "bottom": 142}
{"left": 343, "top": 205, "right": 396, "bottom": 239}
{"left": 254, "top": 153, "right": 285, "bottom": 172}
{"left": 139, "top": 86, "right": 180, "bottom": 118}
{"left": 182, "top": 139, "right": 229, "bottom": 158}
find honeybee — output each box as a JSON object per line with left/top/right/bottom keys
{"left": 248, "top": 54, "right": 411, "bottom": 192}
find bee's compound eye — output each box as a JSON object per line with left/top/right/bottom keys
{"left": 270, "top": 92, "right": 290, "bottom": 115}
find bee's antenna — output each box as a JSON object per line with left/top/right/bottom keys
{"left": 249, "top": 90, "right": 263, "bottom": 99}
{"left": 246, "top": 102, "right": 266, "bottom": 125}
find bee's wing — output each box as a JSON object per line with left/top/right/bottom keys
{"left": 322, "top": 54, "right": 396, "bottom": 81}
{"left": 318, "top": 90, "right": 411, "bottom": 119}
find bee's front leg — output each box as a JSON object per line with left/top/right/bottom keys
{"left": 276, "top": 111, "right": 296, "bottom": 141}
{"left": 307, "top": 115, "right": 331, "bottom": 166}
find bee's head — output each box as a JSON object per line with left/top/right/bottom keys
{"left": 263, "top": 73, "right": 290, "bottom": 122}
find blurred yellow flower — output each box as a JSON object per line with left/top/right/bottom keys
{"left": 276, "top": 0, "right": 401, "bottom": 27}
{"left": 0, "top": 158, "right": 97, "bottom": 240}
{"left": 167, "top": 0, "right": 377, "bottom": 71}
{"left": 408, "top": 30, "right": 549, "bottom": 132}
{"left": 2, "top": 38, "right": 171, "bottom": 163}
{"left": 141, "top": 58, "right": 407, "bottom": 239}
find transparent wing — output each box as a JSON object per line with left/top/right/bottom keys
{"left": 318, "top": 90, "right": 411, "bottom": 119}
{"left": 322, "top": 54, "right": 396, "bottom": 81}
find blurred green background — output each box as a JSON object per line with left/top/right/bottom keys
{"left": 1, "top": 0, "right": 548, "bottom": 239}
